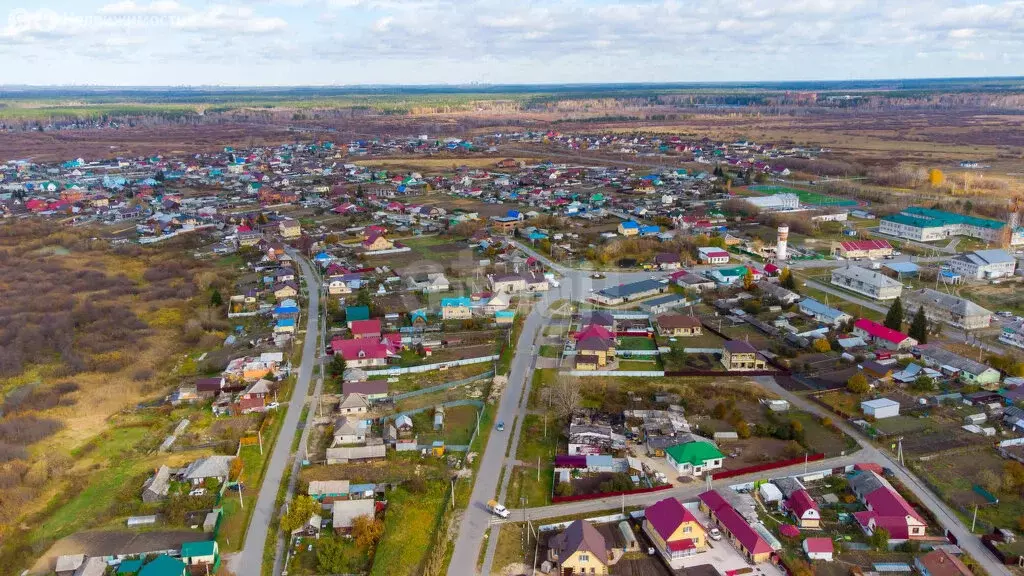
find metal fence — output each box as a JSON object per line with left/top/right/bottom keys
{"left": 363, "top": 354, "right": 498, "bottom": 376}
{"left": 568, "top": 370, "right": 666, "bottom": 377}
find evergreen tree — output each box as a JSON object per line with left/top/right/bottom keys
{"left": 908, "top": 307, "right": 928, "bottom": 343}
{"left": 210, "top": 289, "right": 223, "bottom": 307}
{"left": 883, "top": 297, "right": 904, "bottom": 331}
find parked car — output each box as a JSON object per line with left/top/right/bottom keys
{"left": 709, "top": 528, "right": 723, "bottom": 541}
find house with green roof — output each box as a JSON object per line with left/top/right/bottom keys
{"left": 181, "top": 540, "right": 220, "bottom": 573}
{"left": 117, "top": 559, "right": 144, "bottom": 574}
{"left": 138, "top": 554, "right": 187, "bottom": 576}
{"left": 665, "top": 441, "right": 724, "bottom": 477}
{"left": 345, "top": 305, "right": 370, "bottom": 325}
{"left": 880, "top": 206, "right": 1023, "bottom": 245}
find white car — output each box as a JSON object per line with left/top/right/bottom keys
{"left": 709, "top": 528, "right": 723, "bottom": 541}
{"left": 267, "top": 402, "right": 280, "bottom": 410}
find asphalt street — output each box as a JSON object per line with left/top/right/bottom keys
{"left": 234, "top": 252, "right": 321, "bottom": 575}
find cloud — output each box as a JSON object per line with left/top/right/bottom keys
{"left": 99, "top": 1, "right": 184, "bottom": 16}
{"left": 172, "top": 5, "right": 287, "bottom": 33}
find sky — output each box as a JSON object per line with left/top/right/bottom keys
{"left": 0, "top": 0, "right": 1022, "bottom": 86}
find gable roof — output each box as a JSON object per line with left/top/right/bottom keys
{"left": 645, "top": 497, "right": 699, "bottom": 544}
{"left": 350, "top": 318, "right": 382, "bottom": 334}
{"left": 699, "top": 490, "right": 773, "bottom": 556}
{"left": 553, "top": 520, "right": 608, "bottom": 565}
{"left": 915, "top": 549, "right": 973, "bottom": 576}
{"left": 854, "top": 319, "right": 912, "bottom": 345}
{"left": 786, "top": 489, "right": 819, "bottom": 518}
{"left": 657, "top": 313, "right": 702, "bottom": 330}
{"left": 803, "top": 537, "right": 834, "bottom": 554}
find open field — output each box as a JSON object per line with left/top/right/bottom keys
{"left": 912, "top": 448, "right": 1024, "bottom": 531}
{"left": 747, "top": 184, "right": 857, "bottom": 207}
{"left": 370, "top": 481, "right": 448, "bottom": 576}
{"left": 353, "top": 156, "right": 540, "bottom": 173}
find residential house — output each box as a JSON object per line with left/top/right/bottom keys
{"left": 756, "top": 280, "right": 801, "bottom": 305}
{"left": 802, "top": 538, "right": 834, "bottom": 562}
{"left": 655, "top": 252, "right": 682, "bottom": 270}
{"left": 325, "top": 442, "right": 386, "bottom": 464}
{"left": 338, "top": 393, "right": 370, "bottom": 414}
{"left": 332, "top": 499, "right": 376, "bottom": 534}
{"left": 329, "top": 337, "right": 397, "bottom": 368}
{"left": 574, "top": 326, "right": 617, "bottom": 368}
{"left": 618, "top": 220, "right": 640, "bottom": 236}
{"left": 852, "top": 319, "right": 917, "bottom": 350}
{"left": 698, "top": 490, "right": 774, "bottom": 563}
{"left": 332, "top": 416, "right": 369, "bottom": 445}
{"left": 138, "top": 555, "right": 187, "bottom": 576}
{"left": 949, "top": 249, "right": 1017, "bottom": 280}
{"left": 591, "top": 279, "right": 667, "bottom": 306}
{"left": 547, "top": 520, "right": 614, "bottom": 575}
{"left": 273, "top": 282, "right": 298, "bottom": 300}
{"left": 278, "top": 218, "right": 301, "bottom": 239}
{"left": 441, "top": 297, "right": 473, "bottom": 320}
{"left": 346, "top": 305, "right": 371, "bottom": 325}
{"left": 656, "top": 314, "right": 703, "bottom": 337}
{"left": 342, "top": 381, "right": 388, "bottom": 401}
{"left": 722, "top": 341, "right": 767, "bottom": 371}
{"left": 831, "top": 239, "right": 893, "bottom": 259}
{"left": 350, "top": 318, "right": 382, "bottom": 339}
{"left": 180, "top": 541, "right": 219, "bottom": 573}
{"left": 406, "top": 272, "right": 451, "bottom": 294}
{"left": 639, "top": 293, "right": 689, "bottom": 315}
{"left": 831, "top": 266, "right": 903, "bottom": 300}
{"left": 798, "top": 298, "right": 852, "bottom": 327}
{"left": 665, "top": 441, "right": 724, "bottom": 477}
{"left": 903, "top": 288, "right": 992, "bottom": 330}
{"left": 673, "top": 271, "right": 716, "bottom": 292}
{"left": 914, "top": 549, "right": 974, "bottom": 576}
{"left": 643, "top": 497, "right": 707, "bottom": 564}
{"left": 784, "top": 489, "right": 821, "bottom": 529}
{"left": 180, "top": 455, "right": 234, "bottom": 485}
{"left": 308, "top": 480, "right": 350, "bottom": 503}
{"left": 914, "top": 344, "right": 1001, "bottom": 386}
{"left": 489, "top": 273, "right": 527, "bottom": 294}
{"left": 71, "top": 556, "right": 107, "bottom": 576}
{"left": 697, "top": 246, "right": 730, "bottom": 264}
{"left": 850, "top": 471, "right": 928, "bottom": 542}
{"left": 362, "top": 232, "right": 394, "bottom": 252}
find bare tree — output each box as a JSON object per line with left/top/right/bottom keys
{"left": 549, "top": 375, "right": 582, "bottom": 419}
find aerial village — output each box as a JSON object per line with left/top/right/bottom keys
{"left": 4, "top": 130, "right": 1024, "bottom": 576}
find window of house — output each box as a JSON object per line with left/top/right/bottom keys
{"left": 579, "top": 554, "right": 588, "bottom": 563}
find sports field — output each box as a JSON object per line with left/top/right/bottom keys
{"left": 748, "top": 185, "right": 858, "bottom": 207}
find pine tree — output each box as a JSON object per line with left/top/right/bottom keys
{"left": 884, "top": 297, "right": 904, "bottom": 331}
{"left": 908, "top": 307, "right": 928, "bottom": 344}
{"left": 210, "top": 289, "right": 223, "bottom": 307}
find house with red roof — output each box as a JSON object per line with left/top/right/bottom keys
{"left": 643, "top": 498, "right": 708, "bottom": 565}
{"left": 698, "top": 490, "right": 775, "bottom": 563}
{"left": 784, "top": 489, "right": 821, "bottom": 529}
{"left": 852, "top": 318, "right": 918, "bottom": 350}
{"left": 802, "top": 537, "right": 834, "bottom": 561}
{"left": 329, "top": 337, "right": 397, "bottom": 368}
{"left": 350, "top": 319, "right": 382, "bottom": 340}
{"left": 849, "top": 471, "right": 928, "bottom": 542}
{"left": 832, "top": 239, "right": 893, "bottom": 259}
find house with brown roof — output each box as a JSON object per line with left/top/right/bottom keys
{"left": 656, "top": 314, "right": 703, "bottom": 337}
{"left": 547, "top": 520, "right": 617, "bottom": 575}
{"left": 722, "top": 341, "right": 766, "bottom": 371}
{"left": 914, "top": 549, "right": 973, "bottom": 576}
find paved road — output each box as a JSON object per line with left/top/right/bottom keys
{"left": 272, "top": 264, "right": 327, "bottom": 575}
{"left": 236, "top": 252, "right": 321, "bottom": 575}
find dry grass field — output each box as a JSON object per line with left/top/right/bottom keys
{"left": 0, "top": 221, "right": 235, "bottom": 570}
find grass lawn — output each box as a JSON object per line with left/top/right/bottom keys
{"left": 661, "top": 332, "right": 726, "bottom": 350}
{"left": 787, "top": 411, "right": 857, "bottom": 457}
{"left": 792, "top": 277, "right": 885, "bottom": 323}
{"left": 370, "top": 482, "right": 448, "bottom": 576}
{"left": 289, "top": 533, "right": 371, "bottom": 575}
{"left": 491, "top": 520, "right": 528, "bottom": 575}
{"left": 912, "top": 448, "right": 1024, "bottom": 530}
{"left": 414, "top": 404, "right": 480, "bottom": 446}
{"left": 871, "top": 415, "right": 928, "bottom": 436}
{"left": 617, "top": 336, "right": 657, "bottom": 351}
{"left": 538, "top": 344, "right": 562, "bottom": 358}
{"left": 816, "top": 390, "right": 864, "bottom": 417}
{"left": 616, "top": 359, "right": 660, "bottom": 371}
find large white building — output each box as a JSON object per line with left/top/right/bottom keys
{"left": 830, "top": 266, "right": 903, "bottom": 300}
{"left": 745, "top": 193, "right": 800, "bottom": 211}
{"left": 879, "top": 207, "right": 1024, "bottom": 245}
{"left": 948, "top": 249, "right": 1017, "bottom": 280}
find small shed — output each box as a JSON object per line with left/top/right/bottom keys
{"left": 431, "top": 440, "right": 445, "bottom": 457}
{"left": 861, "top": 398, "right": 900, "bottom": 419}
{"left": 433, "top": 405, "right": 445, "bottom": 430}
{"left": 759, "top": 482, "right": 784, "bottom": 504}
{"left": 803, "top": 537, "right": 834, "bottom": 561}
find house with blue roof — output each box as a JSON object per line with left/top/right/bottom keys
{"left": 639, "top": 225, "right": 661, "bottom": 236}
{"left": 495, "top": 309, "right": 515, "bottom": 325}
{"left": 441, "top": 297, "right": 472, "bottom": 320}
{"left": 798, "top": 298, "right": 852, "bottom": 327}
{"left": 618, "top": 220, "right": 641, "bottom": 236}
{"left": 275, "top": 318, "right": 296, "bottom": 334}
{"left": 410, "top": 309, "right": 430, "bottom": 326}
{"left": 346, "top": 306, "right": 370, "bottom": 325}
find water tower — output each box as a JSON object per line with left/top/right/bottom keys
{"left": 776, "top": 225, "right": 789, "bottom": 261}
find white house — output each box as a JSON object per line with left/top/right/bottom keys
{"left": 830, "top": 266, "right": 903, "bottom": 300}
{"left": 948, "top": 249, "right": 1017, "bottom": 280}
{"left": 802, "top": 538, "right": 834, "bottom": 562}
{"left": 697, "top": 246, "right": 730, "bottom": 264}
